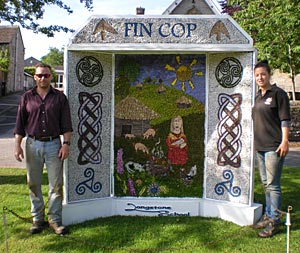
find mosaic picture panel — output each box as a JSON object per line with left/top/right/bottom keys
{"left": 114, "top": 54, "right": 206, "bottom": 197}
{"left": 205, "top": 53, "right": 254, "bottom": 204}
{"left": 66, "top": 52, "right": 112, "bottom": 202}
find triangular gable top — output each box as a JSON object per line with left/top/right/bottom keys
{"left": 24, "top": 57, "right": 41, "bottom": 67}
{"left": 68, "top": 15, "right": 253, "bottom": 53}
{"left": 162, "top": 0, "right": 221, "bottom": 15}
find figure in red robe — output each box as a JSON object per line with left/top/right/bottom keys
{"left": 166, "top": 116, "right": 188, "bottom": 165}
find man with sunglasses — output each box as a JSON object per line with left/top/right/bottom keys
{"left": 14, "top": 63, "right": 73, "bottom": 235}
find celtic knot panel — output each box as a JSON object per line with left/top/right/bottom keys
{"left": 215, "top": 57, "right": 243, "bottom": 88}
{"left": 75, "top": 168, "right": 102, "bottom": 195}
{"left": 217, "top": 93, "right": 242, "bottom": 168}
{"left": 214, "top": 170, "right": 241, "bottom": 197}
{"left": 78, "top": 92, "right": 103, "bottom": 165}
{"left": 76, "top": 56, "right": 103, "bottom": 87}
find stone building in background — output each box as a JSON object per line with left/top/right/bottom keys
{"left": 0, "top": 26, "right": 24, "bottom": 96}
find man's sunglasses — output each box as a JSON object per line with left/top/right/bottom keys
{"left": 35, "top": 74, "right": 51, "bottom": 78}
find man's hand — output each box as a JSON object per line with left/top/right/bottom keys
{"left": 14, "top": 134, "right": 24, "bottom": 162}
{"left": 58, "top": 144, "right": 70, "bottom": 160}
{"left": 14, "top": 145, "right": 24, "bottom": 162}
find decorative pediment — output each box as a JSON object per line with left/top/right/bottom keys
{"left": 69, "top": 16, "right": 252, "bottom": 52}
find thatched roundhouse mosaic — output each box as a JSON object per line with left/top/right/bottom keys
{"left": 114, "top": 96, "right": 159, "bottom": 137}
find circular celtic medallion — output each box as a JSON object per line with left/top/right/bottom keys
{"left": 76, "top": 56, "right": 103, "bottom": 87}
{"left": 215, "top": 57, "right": 243, "bottom": 88}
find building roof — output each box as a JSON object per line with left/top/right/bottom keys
{"left": 24, "top": 57, "right": 41, "bottom": 67}
{"left": 53, "top": 65, "right": 64, "bottom": 71}
{"left": 24, "top": 72, "right": 33, "bottom": 77}
{"left": 0, "top": 26, "right": 21, "bottom": 44}
{"left": 115, "top": 96, "right": 159, "bottom": 120}
{"left": 162, "top": 0, "right": 221, "bottom": 15}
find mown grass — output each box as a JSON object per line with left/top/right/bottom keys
{"left": 0, "top": 167, "right": 299, "bottom": 253}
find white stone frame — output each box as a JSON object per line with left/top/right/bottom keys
{"left": 63, "top": 15, "right": 262, "bottom": 226}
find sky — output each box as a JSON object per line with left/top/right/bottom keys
{"left": 22, "top": 0, "right": 174, "bottom": 60}
{"left": 3, "top": 0, "right": 221, "bottom": 60}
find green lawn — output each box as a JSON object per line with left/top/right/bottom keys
{"left": 1, "top": 167, "right": 299, "bottom": 253}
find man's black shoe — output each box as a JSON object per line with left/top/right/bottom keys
{"left": 29, "top": 221, "right": 47, "bottom": 234}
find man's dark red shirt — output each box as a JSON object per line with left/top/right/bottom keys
{"left": 14, "top": 86, "right": 73, "bottom": 138}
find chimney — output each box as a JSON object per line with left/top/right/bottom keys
{"left": 136, "top": 7, "right": 145, "bottom": 15}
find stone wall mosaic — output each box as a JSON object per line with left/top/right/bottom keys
{"left": 205, "top": 52, "right": 254, "bottom": 204}
{"left": 66, "top": 52, "right": 112, "bottom": 202}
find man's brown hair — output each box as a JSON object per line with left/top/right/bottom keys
{"left": 34, "top": 63, "right": 52, "bottom": 73}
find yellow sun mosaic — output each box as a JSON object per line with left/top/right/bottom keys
{"left": 165, "top": 55, "right": 203, "bottom": 92}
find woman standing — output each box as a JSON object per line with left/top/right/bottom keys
{"left": 252, "top": 60, "right": 291, "bottom": 238}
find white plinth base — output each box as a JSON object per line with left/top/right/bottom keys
{"left": 199, "top": 198, "right": 263, "bottom": 226}
{"left": 62, "top": 197, "right": 262, "bottom": 226}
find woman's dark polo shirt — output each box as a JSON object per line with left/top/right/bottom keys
{"left": 252, "top": 84, "right": 290, "bottom": 151}
{"left": 14, "top": 86, "right": 73, "bottom": 138}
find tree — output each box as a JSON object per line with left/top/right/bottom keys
{"left": 115, "top": 75, "right": 130, "bottom": 102}
{"left": 117, "top": 57, "right": 140, "bottom": 84}
{"left": 218, "top": 0, "right": 241, "bottom": 15}
{"left": 0, "top": 46, "right": 9, "bottom": 73}
{"left": 221, "top": 0, "right": 300, "bottom": 100}
{"left": 0, "top": 0, "right": 93, "bottom": 37}
{"left": 24, "top": 67, "right": 35, "bottom": 77}
{"left": 41, "top": 47, "right": 64, "bottom": 66}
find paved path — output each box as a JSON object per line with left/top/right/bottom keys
{"left": 0, "top": 92, "right": 26, "bottom": 168}
{"left": 284, "top": 145, "right": 300, "bottom": 168}
{"left": 0, "top": 136, "right": 26, "bottom": 169}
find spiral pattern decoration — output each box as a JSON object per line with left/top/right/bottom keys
{"left": 75, "top": 168, "right": 102, "bottom": 195}
{"left": 215, "top": 57, "right": 243, "bottom": 88}
{"left": 214, "top": 170, "right": 241, "bottom": 197}
{"left": 76, "top": 56, "right": 103, "bottom": 87}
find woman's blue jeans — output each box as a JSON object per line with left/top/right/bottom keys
{"left": 256, "top": 151, "right": 284, "bottom": 221}
{"left": 26, "top": 137, "right": 63, "bottom": 223}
